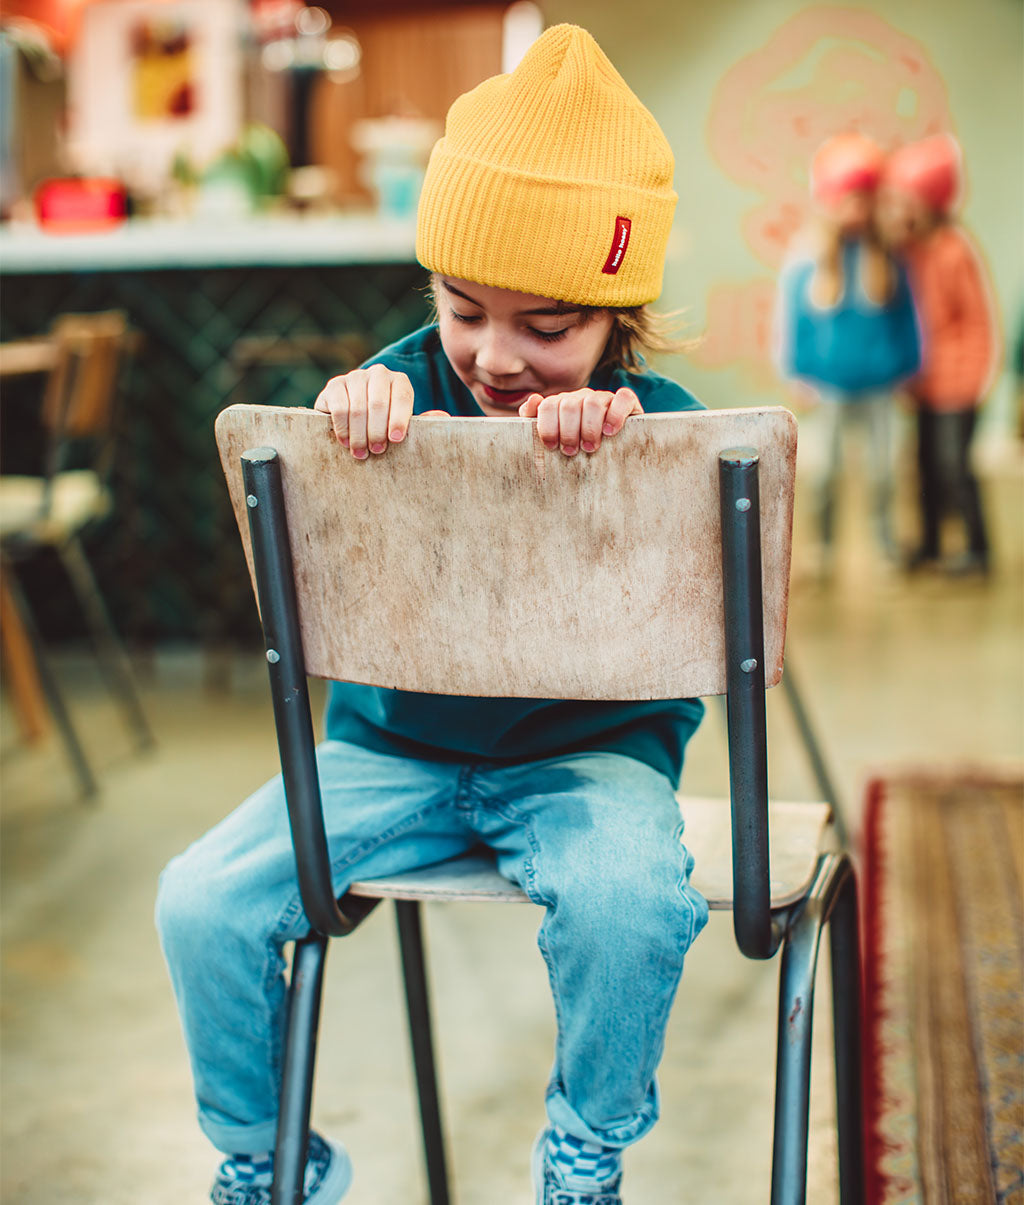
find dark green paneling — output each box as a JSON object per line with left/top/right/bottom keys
{"left": 1, "top": 263, "right": 430, "bottom": 646}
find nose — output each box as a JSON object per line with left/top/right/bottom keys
{"left": 474, "top": 324, "right": 525, "bottom": 379}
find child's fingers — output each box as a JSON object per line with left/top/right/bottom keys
{"left": 314, "top": 377, "right": 352, "bottom": 447}
{"left": 526, "top": 390, "right": 635, "bottom": 454}
{"left": 315, "top": 368, "right": 416, "bottom": 458}
{"left": 533, "top": 395, "right": 562, "bottom": 450}
{"left": 557, "top": 392, "right": 585, "bottom": 456}
{"left": 579, "top": 392, "right": 611, "bottom": 452}
{"left": 602, "top": 387, "right": 642, "bottom": 436}
{"left": 346, "top": 376, "right": 369, "bottom": 459}
{"left": 387, "top": 374, "right": 416, "bottom": 443}
{"left": 365, "top": 367, "right": 394, "bottom": 454}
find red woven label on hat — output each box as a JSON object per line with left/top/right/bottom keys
{"left": 601, "top": 217, "right": 631, "bottom": 275}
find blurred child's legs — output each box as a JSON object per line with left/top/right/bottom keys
{"left": 915, "top": 406, "right": 988, "bottom": 566}
{"left": 156, "top": 744, "right": 707, "bottom": 1160}
{"left": 818, "top": 392, "right": 894, "bottom": 558}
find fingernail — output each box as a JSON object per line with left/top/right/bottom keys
{"left": 602, "top": 422, "right": 615, "bottom": 435}
{"left": 543, "top": 439, "right": 558, "bottom": 450}
{"left": 581, "top": 440, "right": 596, "bottom": 453}
{"left": 340, "top": 437, "right": 349, "bottom": 447}
{"left": 353, "top": 448, "right": 368, "bottom": 460}
{"left": 389, "top": 429, "right": 405, "bottom": 442}
{"left": 562, "top": 445, "right": 578, "bottom": 457}
{"left": 369, "top": 442, "right": 386, "bottom": 454}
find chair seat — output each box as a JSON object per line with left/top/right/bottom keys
{"left": 0, "top": 471, "right": 110, "bottom": 543}
{"left": 348, "top": 796, "right": 833, "bottom": 910}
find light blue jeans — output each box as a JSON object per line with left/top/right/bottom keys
{"left": 817, "top": 391, "right": 895, "bottom": 555}
{"left": 156, "top": 741, "right": 709, "bottom": 1157}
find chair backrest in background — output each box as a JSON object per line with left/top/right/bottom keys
{"left": 42, "top": 311, "right": 127, "bottom": 441}
{"left": 215, "top": 405, "right": 797, "bottom": 701}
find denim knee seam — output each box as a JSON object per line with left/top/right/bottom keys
{"left": 327, "top": 797, "right": 462, "bottom": 881}
{"left": 463, "top": 792, "right": 569, "bottom": 1063}
{"left": 262, "top": 890, "right": 309, "bottom": 1111}
{"left": 672, "top": 821, "right": 710, "bottom": 952}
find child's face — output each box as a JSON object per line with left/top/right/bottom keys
{"left": 822, "top": 188, "right": 875, "bottom": 235}
{"left": 875, "top": 187, "right": 933, "bottom": 249}
{"left": 435, "top": 277, "right": 615, "bottom": 417}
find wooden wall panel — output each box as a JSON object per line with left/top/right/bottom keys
{"left": 310, "top": 7, "right": 505, "bottom": 201}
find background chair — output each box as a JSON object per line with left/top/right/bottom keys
{"left": 216, "top": 404, "right": 863, "bottom": 1205}
{"left": 0, "top": 311, "right": 154, "bottom": 797}
{"left": 226, "top": 331, "right": 373, "bottom": 408}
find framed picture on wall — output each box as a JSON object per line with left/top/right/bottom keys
{"left": 68, "top": 0, "right": 242, "bottom": 190}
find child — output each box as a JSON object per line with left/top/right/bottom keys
{"left": 877, "top": 134, "right": 997, "bottom": 575}
{"left": 157, "top": 25, "right": 709, "bottom": 1205}
{"left": 776, "top": 132, "right": 920, "bottom": 569}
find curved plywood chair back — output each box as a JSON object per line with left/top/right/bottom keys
{"left": 216, "top": 404, "right": 797, "bottom": 701}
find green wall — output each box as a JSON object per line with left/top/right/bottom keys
{"left": 541, "top": 1, "right": 1023, "bottom": 425}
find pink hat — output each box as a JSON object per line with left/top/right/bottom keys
{"left": 884, "top": 134, "right": 961, "bottom": 214}
{"left": 810, "top": 133, "right": 885, "bottom": 204}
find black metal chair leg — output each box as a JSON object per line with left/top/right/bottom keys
{"left": 273, "top": 931, "right": 329, "bottom": 1205}
{"left": 771, "top": 854, "right": 856, "bottom": 1205}
{"left": 829, "top": 870, "right": 864, "bottom": 1205}
{"left": 59, "top": 535, "right": 155, "bottom": 751}
{"left": 4, "top": 566, "right": 97, "bottom": 798}
{"left": 771, "top": 871, "right": 831, "bottom": 1204}
{"left": 395, "top": 900, "right": 451, "bottom": 1205}
{"left": 771, "top": 920, "right": 819, "bottom": 1204}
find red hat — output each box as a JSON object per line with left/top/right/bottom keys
{"left": 884, "top": 134, "right": 961, "bottom": 214}
{"left": 810, "top": 133, "right": 885, "bottom": 204}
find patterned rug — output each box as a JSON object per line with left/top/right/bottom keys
{"left": 860, "top": 770, "right": 1024, "bottom": 1204}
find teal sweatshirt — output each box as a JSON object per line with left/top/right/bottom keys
{"left": 323, "top": 325, "right": 705, "bottom": 785}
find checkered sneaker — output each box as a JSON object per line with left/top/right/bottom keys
{"left": 210, "top": 1133, "right": 352, "bottom": 1205}
{"left": 532, "top": 1128, "right": 623, "bottom": 1205}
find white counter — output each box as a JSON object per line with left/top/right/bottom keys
{"left": 0, "top": 214, "right": 419, "bottom": 273}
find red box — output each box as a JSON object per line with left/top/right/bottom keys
{"left": 34, "top": 178, "right": 127, "bottom": 233}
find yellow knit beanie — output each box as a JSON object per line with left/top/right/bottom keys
{"left": 416, "top": 24, "right": 676, "bottom": 308}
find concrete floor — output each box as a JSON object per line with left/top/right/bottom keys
{"left": 1, "top": 445, "right": 1021, "bottom": 1204}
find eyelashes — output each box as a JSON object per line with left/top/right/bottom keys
{"left": 448, "top": 309, "right": 572, "bottom": 343}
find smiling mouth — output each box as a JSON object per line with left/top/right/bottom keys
{"left": 481, "top": 384, "right": 533, "bottom": 407}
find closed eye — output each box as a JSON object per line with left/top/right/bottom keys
{"left": 448, "top": 307, "right": 571, "bottom": 342}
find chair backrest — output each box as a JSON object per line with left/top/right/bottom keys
{"left": 41, "top": 311, "right": 127, "bottom": 442}
{"left": 216, "top": 404, "right": 796, "bottom": 700}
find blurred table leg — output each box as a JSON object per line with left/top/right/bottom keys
{"left": 0, "top": 572, "right": 49, "bottom": 743}
{"left": 0, "top": 338, "right": 55, "bottom": 740}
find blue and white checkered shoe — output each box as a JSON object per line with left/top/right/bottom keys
{"left": 210, "top": 1132, "right": 352, "bottom": 1205}
{"left": 531, "top": 1128, "right": 623, "bottom": 1205}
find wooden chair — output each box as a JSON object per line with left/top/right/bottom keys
{"left": 0, "top": 311, "right": 154, "bottom": 796}
{"left": 216, "top": 403, "right": 863, "bottom": 1205}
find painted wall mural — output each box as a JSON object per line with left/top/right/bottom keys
{"left": 698, "top": 6, "right": 953, "bottom": 386}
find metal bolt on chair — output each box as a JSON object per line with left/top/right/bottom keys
{"left": 215, "top": 403, "right": 863, "bottom": 1205}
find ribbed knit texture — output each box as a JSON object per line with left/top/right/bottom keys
{"left": 416, "top": 24, "right": 676, "bottom": 307}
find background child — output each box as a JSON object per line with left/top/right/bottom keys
{"left": 776, "top": 131, "right": 921, "bottom": 571}
{"left": 877, "top": 133, "right": 998, "bottom": 575}
{"left": 157, "top": 25, "right": 708, "bottom": 1205}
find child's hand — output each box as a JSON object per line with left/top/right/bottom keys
{"left": 314, "top": 365, "right": 415, "bottom": 458}
{"left": 518, "top": 387, "right": 643, "bottom": 456}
